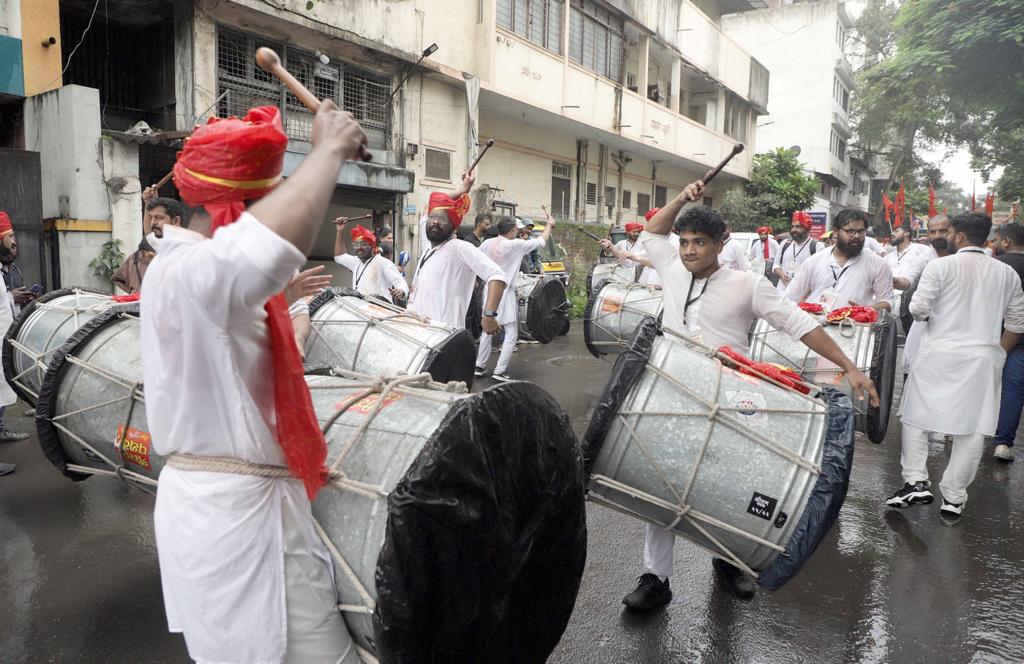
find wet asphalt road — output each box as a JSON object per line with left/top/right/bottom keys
{"left": 2, "top": 327, "right": 1024, "bottom": 663}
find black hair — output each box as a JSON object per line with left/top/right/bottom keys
{"left": 496, "top": 216, "right": 517, "bottom": 235}
{"left": 951, "top": 212, "right": 992, "bottom": 246}
{"left": 995, "top": 223, "right": 1024, "bottom": 248}
{"left": 673, "top": 206, "right": 725, "bottom": 242}
{"left": 833, "top": 208, "right": 869, "bottom": 230}
{"left": 474, "top": 213, "right": 491, "bottom": 228}
{"left": 146, "top": 197, "right": 185, "bottom": 221}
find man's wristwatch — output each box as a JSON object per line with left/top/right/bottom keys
{"left": 483, "top": 309, "right": 498, "bottom": 318}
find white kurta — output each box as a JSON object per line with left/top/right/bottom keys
{"left": 0, "top": 284, "right": 16, "bottom": 407}
{"left": 478, "top": 235, "right": 546, "bottom": 325}
{"left": 885, "top": 243, "right": 931, "bottom": 286}
{"left": 642, "top": 231, "right": 818, "bottom": 349}
{"left": 900, "top": 247, "right": 1024, "bottom": 436}
{"left": 749, "top": 236, "right": 780, "bottom": 262}
{"left": 614, "top": 238, "right": 641, "bottom": 269}
{"left": 785, "top": 246, "right": 894, "bottom": 311}
{"left": 864, "top": 236, "right": 887, "bottom": 256}
{"left": 141, "top": 215, "right": 321, "bottom": 664}
{"left": 774, "top": 238, "right": 820, "bottom": 292}
{"left": 407, "top": 235, "right": 506, "bottom": 329}
{"left": 718, "top": 237, "right": 751, "bottom": 272}
{"left": 334, "top": 252, "right": 407, "bottom": 303}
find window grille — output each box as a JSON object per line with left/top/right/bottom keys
{"left": 425, "top": 147, "right": 452, "bottom": 180}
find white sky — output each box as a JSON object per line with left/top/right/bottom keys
{"left": 919, "top": 143, "right": 1002, "bottom": 198}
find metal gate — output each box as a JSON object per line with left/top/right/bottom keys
{"left": 0, "top": 148, "right": 46, "bottom": 290}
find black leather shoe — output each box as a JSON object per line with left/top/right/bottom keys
{"left": 712, "top": 558, "right": 755, "bottom": 601}
{"left": 622, "top": 573, "right": 672, "bottom": 610}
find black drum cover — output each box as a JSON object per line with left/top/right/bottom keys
{"left": 899, "top": 284, "right": 915, "bottom": 337}
{"left": 585, "top": 264, "right": 601, "bottom": 296}
{"left": 866, "top": 313, "right": 898, "bottom": 444}
{"left": 521, "top": 278, "right": 569, "bottom": 344}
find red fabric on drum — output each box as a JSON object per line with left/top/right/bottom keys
{"left": 826, "top": 306, "right": 878, "bottom": 324}
{"left": 798, "top": 302, "right": 824, "bottom": 315}
{"left": 111, "top": 293, "right": 141, "bottom": 303}
{"left": 717, "top": 345, "right": 810, "bottom": 394}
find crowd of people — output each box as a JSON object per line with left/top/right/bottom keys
{"left": 2, "top": 98, "right": 1023, "bottom": 661}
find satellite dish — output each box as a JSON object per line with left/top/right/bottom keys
{"left": 787, "top": 145, "right": 802, "bottom": 156}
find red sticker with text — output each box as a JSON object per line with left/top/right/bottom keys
{"left": 115, "top": 425, "right": 152, "bottom": 470}
{"left": 336, "top": 392, "right": 404, "bottom": 415}
{"left": 600, "top": 297, "right": 623, "bottom": 314}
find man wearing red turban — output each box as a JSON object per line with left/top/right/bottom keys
{"left": 0, "top": 211, "right": 26, "bottom": 446}
{"left": 407, "top": 170, "right": 506, "bottom": 332}
{"left": 751, "top": 225, "right": 779, "bottom": 266}
{"left": 141, "top": 103, "right": 368, "bottom": 664}
{"left": 772, "top": 210, "right": 821, "bottom": 292}
{"left": 332, "top": 218, "right": 408, "bottom": 304}
{"left": 599, "top": 220, "right": 646, "bottom": 276}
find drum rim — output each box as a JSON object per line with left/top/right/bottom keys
{"left": 865, "top": 313, "right": 898, "bottom": 444}
{"left": 420, "top": 328, "right": 476, "bottom": 388}
{"left": 2, "top": 286, "right": 108, "bottom": 406}
{"left": 525, "top": 277, "right": 567, "bottom": 345}
{"left": 583, "top": 280, "right": 663, "bottom": 359}
{"left": 308, "top": 286, "right": 365, "bottom": 318}
{"left": 35, "top": 302, "right": 140, "bottom": 480}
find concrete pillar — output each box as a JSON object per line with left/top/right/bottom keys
{"left": 101, "top": 138, "right": 142, "bottom": 254}
{"left": 670, "top": 58, "right": 683, "bottom": 114}
{"left": 715, "top": 86, "right": 727, "bottom": 134}
{"left": 637, "top": 36, "right": 650, "bottom": 98}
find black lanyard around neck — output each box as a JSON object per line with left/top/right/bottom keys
{"left": 418, "top": 238, "right": 452, "bottom": 272}
{"left": 683, "top": 274, "right": 710, "bottom": 325}
{"left": 354, "top": 257, "right": 373, "bottom": 286}
{"left": 829, "top": 250, "right": 852, "bottom": 287}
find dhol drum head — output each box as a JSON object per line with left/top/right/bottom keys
{"left": 517, "top": 275, "right": 570, "bottom": 344}
{"left": 583, "top": 280, "right": 663, "bottom": 358}
{"left": 307, "top": 373, "right": 586, "bottom": 662}
{"left": 3, "top": 287, "right": 114, "bottom": 405}
{"left": 306, "top": 288, "right": 475, "bottom": 387}
{"left": 586, "top": 262, "right": 634, "bottom": 296}
{"left": 582, "top": 322, "right": 855, "bottom": 590}
{"left": 748, "top": 312, "right": 898, "bottom": 444}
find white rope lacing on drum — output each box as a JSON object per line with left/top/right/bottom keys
{"left": 586, "top": 285, "right": 663, "bottom": 352}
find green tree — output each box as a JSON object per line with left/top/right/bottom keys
{"left": 737, "top": 148, "right": 818, "bottom": 230}
{"left": 997, "top": 167, "right": 1024, "bottom": 205}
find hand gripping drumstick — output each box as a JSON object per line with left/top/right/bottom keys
{"left": 255, "top": 47, "right": 373, "bottom": 163}
{"left": 690, "top": 143, "right": 744, "bottom": 199}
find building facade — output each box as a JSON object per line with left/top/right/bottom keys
{"left": 0, "top": 0, "right": 768, "bottom": 290}
{"left": 723, "top": 0, "right": 869, "bottom": 228}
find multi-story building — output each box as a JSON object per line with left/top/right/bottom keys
{"left": 723, "top": 0, "right": 868, "bottom": 229}
{"left": 0, "top": 0, "right": 768, "bottom": 290}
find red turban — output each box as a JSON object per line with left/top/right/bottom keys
{"left": 643, "top": 207, "right": 661, "bottom": 222}
{"left": 428, "top": 192, "right": 470, "bottom": 228}
{"left": 173, "top": 106, "right": 327, "bottom": 500}
{"left": 792, "top": 211, "right": 813, "bottom": 230}
{"left": 351, "top": 225, "right": 377, "bottom": 248}
{"left": 0, "top": 211, "right": 11, "bottom": 237}
{"left": 756, "top": 226, "right": 772, "bottom": 235}
{"left": 625, "top": 222, "right": 644, "bottom": 233}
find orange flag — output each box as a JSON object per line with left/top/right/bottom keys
{"left": 928, "top": 183, "right": 937, "bottom": 217}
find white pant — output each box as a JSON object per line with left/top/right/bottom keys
{"left": 476, "top": 321, "right": 518, "bottom": 375}
{"left": 643, "top": 524, "right": 675, "bottom": 579}
{"left": 900, "top": 422, "right": 986, "bottom": 505}
{"left": 281, "top": 505, "right": 359, "bottom": 664}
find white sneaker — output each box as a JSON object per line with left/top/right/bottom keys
{"left": 940, "top": 498, "right": 964, "bottom": 517}
{"left": 491, "top": 372, "right": 513, "bottom": 382}
{"left": 474, "top": 366, "right": 487, "bottom": 377}
{"left": 994, "top": 444, "right": 1015, "bottom": 462}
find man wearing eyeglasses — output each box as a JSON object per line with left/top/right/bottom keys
{"left": 785, "top": 209, "right": 894, "bottom": 312}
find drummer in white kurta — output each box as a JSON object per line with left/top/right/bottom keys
{"left": 785, "top": 209, "right": 894, "bottom": 313}
{"left": 773, "top": 212, "right": 821, "bottom": 292}
{"left": 407, "top": 170, "right": 506, "bottom": 332}
{"left": 599, "top": 212, "right": 676, "bottom": 287}
{"left": 886, "top": 212, "right": 1024, "bottom": 517}
{"left": 332, "top": 220, "right": 408, "bottom": 304}
{"left": 620, "top": 181, "right": 879, "bottom": 612}
{"left": 474, "top": 212, "right": 555, "bottom": 381}
{"left": 141, "top": 103, "right": 366, "bottom": 664}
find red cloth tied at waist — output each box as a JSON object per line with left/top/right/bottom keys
{"left": 826, "top": 306, "right": 878, "bottom": 324}
{"left": 173, "top": 106, "right": 327, "bottom": 500}
{"left": 717, "top": 345, "right": 810, "bottom": 394}
{"left": 798, "top": 302, "right": 824, "bottom": 315}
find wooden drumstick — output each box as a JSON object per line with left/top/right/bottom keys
{"left": 467, "top": 138, "right": 496, "bottom": 173}
{"left": 333, "top": 213, "right": 373, "bottom": 224}
{"left": 255, "top": 47, "right": 373, "bottom": 162}
{"left": 697, "top": 143, "right": 744, "bottom": 192}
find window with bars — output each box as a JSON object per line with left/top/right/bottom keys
{"left": 552, "top": 161, "right": 572, "bottom": 179}
{"left": 585, "top": 182, "right": 597, "bottom": 205}
{"left": 654, "top": 185, "right": 667, "bottom": 208}
{"left": 568, "top": 1, "right": 623, "bottom": 82}
{"left": 622, "top": 190, "right": 631, "bottom": 209}
{"left": 424, "top": 147, "right": 452, "bottom": 181}
{"left": 497, "top": 0, "right": 564, "bottom": 55}
{"left": 216, "top": 27, "right": 391, "bottom": 149}
{"left": 637, "top": 192, "right": 651, "bottom": 217}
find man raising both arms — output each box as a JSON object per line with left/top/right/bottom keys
{"left": 475, "top": 208, "right": 555, "bottom": 381}
{"left": 407, "top": 170, "right": 506, "bottom": 333}
{"left": 623, "top": 179, "right": 878, "bottom": 611}
{"left": 333, "top": 218, "right": 408, "bottom": 305}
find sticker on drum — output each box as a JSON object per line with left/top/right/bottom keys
{"left": 747, "top": 492, "right": 778, "bottom": 521}
{"left": 340, "top": 392, "right": 404, "bottom": 415}
{"left": 600, "top": 297, "right": 623, "bottom": 314}
{"left": 115, "top": 425, "right": 152, "bottom": 470}
{"left": 726, "top": 390, "right": 767, "bottom": 426}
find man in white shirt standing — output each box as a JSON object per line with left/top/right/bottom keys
{"left": 750, "top": 225, "right": 780, "bottom": 263}
{"left": 407, "top": 171, "right": 507, "bottom": 332}
{"left": 605, "top": 221, "right": 643, "bottom": 270}
{"left": 886, "top": 213, "right": 1024, "bottom": 518}
{"left": 142, "top": 104, "right": 367, "bottom": 663}
{"left": 474, "top": 211, "right": 555, "bottom": 381}
{"left": 885, "top": 225, "right": 930, "bottom": 291}
{"left": 785, "top": 209, "right": 894, "bottom": 313}
{"left": 623, "top": 181, "right": 878, "bottom": 611}
{"left": 332, "top": 218, "right": 408, "bottom": 304}
{"left": 773, "top": 211, "right": 821, "bottom": 292}
{"left": 718, "top": 221, "right": 751, "bottom": 272}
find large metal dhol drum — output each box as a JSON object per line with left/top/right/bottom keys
{"left": 3, "top": 287, "right": 115, "bottom": 405}
{"left": 305, "top": 288, "right": 475, "bottom": 386}
{"left": 583, "top": 280, "right": 663, "bottom": 357}
{"left": 583, "top": 323, "right": 854, "bottom": 589}
{"left": 747, "top": 311, "right": 898, "bottom": 444}
{"left": 516, "top": 274, "right": 570, "bottom": 344}
{"left": 586, "top": 262, "right": 636, "bottom": 295}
